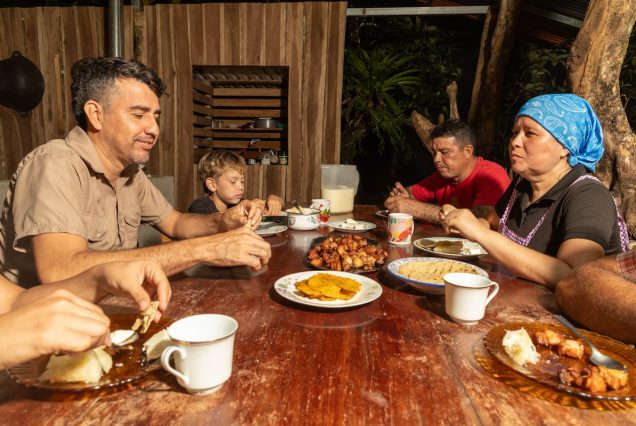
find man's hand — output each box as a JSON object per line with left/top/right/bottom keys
{"left": 221, "top": 200, "right": 264, "bottom": 231}
{"left": 0, "top": 290, "right": 110, "bottom": 369}
{"left": 265, "top": 195, "right": 284, "bottom": 215}
{"left": 199, "top": 227, "right": 272, "bottom": 270}
{"left": 95, "top": 261, "right": 171, "bottom": 322}
{"left": 389, "top": 182, "right": 410, "bottom": 198}
{"left": 385, "top": 196, "right": 420, "bottom": 215}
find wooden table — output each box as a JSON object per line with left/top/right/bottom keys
{"left": 0, "top": 205, "right": 633, "bottom": 425}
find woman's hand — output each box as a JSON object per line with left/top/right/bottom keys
{"left": 440, "top": 207, "right": 488, "bottom": 242}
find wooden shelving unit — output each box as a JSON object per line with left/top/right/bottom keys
{"left": 192, "top": 66, "right": 289, "bottom": 163}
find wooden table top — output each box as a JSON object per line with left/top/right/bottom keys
{"left": 0, "top": 205, "right": 633, "bottom": 425}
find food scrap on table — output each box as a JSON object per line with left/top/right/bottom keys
{"left": 307, "top": 235, "right": 388, "bottom": 272}
{"left": 295, "top": 273, "right": 361, "bottom": 301}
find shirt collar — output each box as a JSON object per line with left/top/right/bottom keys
{"left": 65, "top": 126, "right": 139, "bottom": 180}
{"left": 518, "top": 164, "right": 587, "bottom": 210}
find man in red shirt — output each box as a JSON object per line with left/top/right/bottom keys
{"left": 384, "top": 119, "right": 510, "bottom": 223}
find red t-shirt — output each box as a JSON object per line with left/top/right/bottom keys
{"left": 410, "top": 157, "right": 510, "bottom": 208}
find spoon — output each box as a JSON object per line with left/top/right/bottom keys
{"left": 554, "top": 315, "right": 627, "bottom": 372}
{"left": 292, "top": 200, "right": 304, "bottom": 215}
{"left": 110, "top": 329, "right": 140, "bottom": 347}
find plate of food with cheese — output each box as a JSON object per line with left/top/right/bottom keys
{"left": 8, "top": 307, "right": 173, "bottom": 392}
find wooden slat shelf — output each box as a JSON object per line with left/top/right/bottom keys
{"left": 192, "top": 65, "right": 289, "bottom": 173}
{"left": 194, "top": 139, "right": 281, "bottom": 149}
{"left": 193, "top": 128, "right": 284, "bottom": 138}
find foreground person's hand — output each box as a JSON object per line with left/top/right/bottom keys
{"left": 0, "top": 291, "right": 110, "bottom": 369}
{"left": 200, "top": 227, "right": 271, "bottom": 270}
{"left": 95, "top": 261, "right": 171, "bottom": 322}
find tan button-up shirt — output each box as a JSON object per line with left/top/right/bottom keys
{"left": 0, "top": 126, "right": 173, "bottom": 286}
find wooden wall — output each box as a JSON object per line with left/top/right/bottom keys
{"left": 0, "top": 2, "right": 347, "bottom": 210}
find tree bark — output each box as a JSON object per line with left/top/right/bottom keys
{"left": 567, "top": 0, "right": 636, "bottom": 237}
{"left": 468, "top": 0, "right": 522, "bottom": 159}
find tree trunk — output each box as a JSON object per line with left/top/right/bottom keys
{"left": 468, "top": 0, "right": 522, "bottom": 160}
{"left": 567, "top": 0, "right": 636, "bottom": 237}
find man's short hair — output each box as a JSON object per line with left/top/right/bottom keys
{"left": 197, "top": 150, "right": 246, "bottom": 194}
{"left": 430, "top": 119, "right": 476, "bottom": 152}
{"left": 71, "top": 57, "right": 166, "bottom": 130}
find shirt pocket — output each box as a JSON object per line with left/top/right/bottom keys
{"left": 121, "top": 208, "right": 141, "bottom": 248}
{"left": 82, "top": 212, "right": 106, "bottom": 243}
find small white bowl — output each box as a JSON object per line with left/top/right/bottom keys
{"left": 286, "top": 208, "right": 320, "bottom": 230}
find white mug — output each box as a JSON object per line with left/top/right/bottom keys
{"left": 444, "top": 273, "right": 499, "bottom": 325}
{"left": 161, "top": 314, "right": 238, "bottom": 395}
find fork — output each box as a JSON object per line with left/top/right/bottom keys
{"left": 554, "top": 315, "right": 627, "bottom": 372}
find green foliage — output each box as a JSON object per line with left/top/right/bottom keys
{"left": 342, "top": 16, "right": 479, "bottom": 163}
{"left": 341, "top": 47, "right": 420, "bottom": 162}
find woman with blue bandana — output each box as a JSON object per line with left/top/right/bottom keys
{"left": 440, "top": 93, "right": 628, "bottom": 289}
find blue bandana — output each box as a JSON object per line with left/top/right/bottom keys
{"left": 516, "top": 94, "right": 604, "bottom": 172}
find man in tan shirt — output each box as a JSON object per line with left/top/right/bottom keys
{"left": 0, "top": 57, "right": 271, "bottom": 286}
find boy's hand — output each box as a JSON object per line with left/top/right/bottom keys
{"left": 265, "top": 195, "right": 284, "bottom": 215}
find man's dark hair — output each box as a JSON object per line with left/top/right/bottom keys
{"left": 430, "top": 119, "right": 476, "bottom": 152}
{"left": 71, "top": 57, "right": 167, "bottom": 130}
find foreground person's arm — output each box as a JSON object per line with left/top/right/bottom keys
{"left": 0, "top": 261, "right": 172, "bottom": 369}
{"left": 11, "top": 260, "right": 171, "bottom": 315}
{"left": 555, "top": 257, "right": 636, "bottom": 344}
{"left": 33, "top": 227, "right": 271, "bottom": 283}
{"left": 441, "top": 208, "right": 604, "bottom": 289}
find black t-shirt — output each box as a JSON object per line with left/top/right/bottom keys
{"left": 188, "top": 196, "right": 219, "bottom": 214}
{"left": 495, "top": 164, "right": 623, "bottom": 257}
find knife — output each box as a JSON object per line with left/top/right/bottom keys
{"left": 261, "top": 215, "right": 288, "bottom": 224}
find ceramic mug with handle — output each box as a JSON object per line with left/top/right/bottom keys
{"left": 161, "top": 314, "right": 238, "bottom": 395}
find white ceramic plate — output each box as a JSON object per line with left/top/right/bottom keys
{"left": 413, "top": 237, "right": 487, "bottom": 260}
{"left": 274, "top": 271, "right": 382, "bottom": 308}
{"left": 327, "top": 220, "right": 377, "bottom": 233}
{"left": 256, "top": 223, "right": 287, "bottom": 237}
{"left": 387, "top": 257, "right": 488, "bottom": 295}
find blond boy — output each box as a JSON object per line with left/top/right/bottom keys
{"left": 189, "top": 151, "right": 284, "bottom": 215}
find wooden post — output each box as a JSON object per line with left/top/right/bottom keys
{"left": 567, "top": 0, "right": 636, "bottom": 237}
{"left": 468, "top": 0, "right": 522, "bottom": 159}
